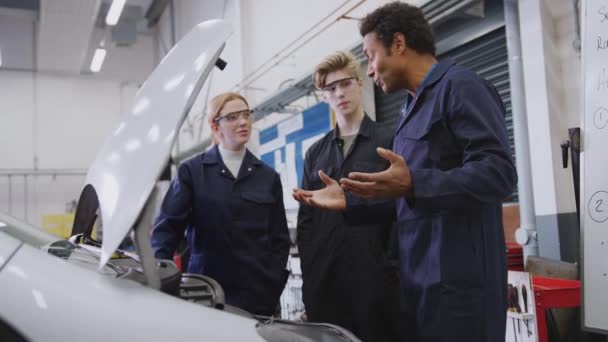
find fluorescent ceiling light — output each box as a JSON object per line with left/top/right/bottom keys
{"left": 0, "top": 47, "right": 3, "bottom": 67}
{"left": 105, "top": 0, "right": 126, "bottom": 26}
{"left": 0, "top": 221, "right": 6, "bottom": 227}
{"left": 90, "top": 48, "right": 107, "bottom": 73}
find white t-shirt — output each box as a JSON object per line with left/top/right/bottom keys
{"left": 218, "top": 145, "right": 246, "bottom": 178}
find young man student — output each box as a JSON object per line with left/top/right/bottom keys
{"left": 295, "top": 51, "right": 400, "bottom": 342}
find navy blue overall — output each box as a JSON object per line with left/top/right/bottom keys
{"left": 346, "top": 60, "right": 517, "bottom": 341}
{"left": 151, "top": 145, "right": 290, "bottom": 315}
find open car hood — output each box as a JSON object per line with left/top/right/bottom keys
{"left": 83, "top": 20, "right": 232, "bottom": 268}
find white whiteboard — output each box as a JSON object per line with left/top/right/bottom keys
{"left": 582, "top": 0, "right": 608, "bottom": 334}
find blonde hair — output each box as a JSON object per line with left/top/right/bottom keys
{"left": 207, "top": 92, "right": 249, "bottom": 145}
{"left": 313, "top": 51, "right": 361, "bottom": 89}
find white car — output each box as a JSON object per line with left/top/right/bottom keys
{"left": 0, "top": 19, "right": 360, "bottom": 342}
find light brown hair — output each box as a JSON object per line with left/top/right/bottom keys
{"left": 313, "top": 51, "right": 361, "bottom": 89}
{"left": 207, "top": 92, "right": 249, "bottom": 145}
{"left": 207, "top": 92, "right": 249, "bottom": 126}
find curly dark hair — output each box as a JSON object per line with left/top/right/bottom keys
{"left": 359, "top": 2, "right": 436, "bottom": 56}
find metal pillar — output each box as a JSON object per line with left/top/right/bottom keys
{"left": 504, "top": 0, "right": 539, "bottom": 262}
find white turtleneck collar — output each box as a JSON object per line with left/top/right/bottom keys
{"left": 218, "top": 144, "right": 246, "bottom": 178}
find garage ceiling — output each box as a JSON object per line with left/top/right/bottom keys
{"left": 37, "top": 0, "right": 102, "bottom": 73}
{"left": 0, "top": 0, "right": 154, "bottom": 73}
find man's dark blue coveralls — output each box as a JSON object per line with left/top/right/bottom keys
{"left": 352, "top": 60, "right": 517, "bottom": 341}
{"left": 399, "top": 60, "right": 516, "bottom": 341}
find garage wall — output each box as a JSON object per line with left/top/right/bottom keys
{"left": 0, "top": 6, "right": 156, "bottom": 228}
{"left": 0, "top": 10, "right": 36, "bottom": 71}
{"left": 0, "top": 72, "right": 35, "bottom": 169}
{"left": 541, "top": 0, "right": 580, "bottom": 215}
{"left": 0, "top": 71, "right": 140, "bottom": 226}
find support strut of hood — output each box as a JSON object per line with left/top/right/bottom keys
{"left": 131, "top": 186, "right": 162, "bottom": 290}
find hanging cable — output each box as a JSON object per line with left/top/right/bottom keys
{"left": 233, "top": 0, "right": 357, "bottom": 90}
{"left": 236, "top": 0, "right": 367, "bottom": 91}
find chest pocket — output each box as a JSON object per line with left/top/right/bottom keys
{"left": 309, "top": 166, "right": 337, "bottom": 190}
{"left": 398, "top": 112, "right": 455, "bottom": 168}
{"left": 400, "top": 111, "right": 441, "bottom": 140}
{"left": 239, "top": 191, "right": 275, "bottom": 227}
{"left": 352, "top": 161, "right": 387, "bottom": 173}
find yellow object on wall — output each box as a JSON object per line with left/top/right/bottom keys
{"left": 42, "top": 214, "right": 97, "bottom": 239}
